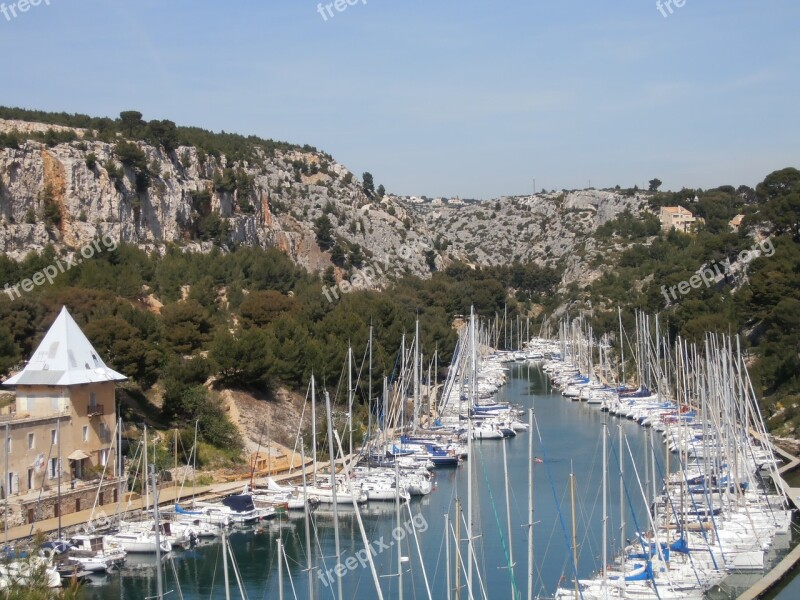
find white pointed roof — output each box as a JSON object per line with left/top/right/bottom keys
{"left": 3, "top": 306, "right": 127, "bottom": 387}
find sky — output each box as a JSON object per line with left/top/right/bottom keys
{"left": 1, "top": 0, "right": 798, "bottom": 199}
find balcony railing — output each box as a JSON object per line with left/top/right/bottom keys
{"left": 87, "top": 404, "right": 105, "bottom": 417}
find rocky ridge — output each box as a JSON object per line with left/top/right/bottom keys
{"left": 0, "top": 118, "right": 652, "bottom": 289}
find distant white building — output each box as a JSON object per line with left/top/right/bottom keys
{"left": 448, "top": 197, "right": 464, "bottom": 206}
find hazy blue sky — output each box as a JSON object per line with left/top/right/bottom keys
{"left": 1, "top": 0, "right": 798, "bottom": 198}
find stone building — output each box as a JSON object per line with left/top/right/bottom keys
{"left": 729, "top": 214, "right": 745, "bottom": 231}
{"left": 659, "top": 205, "right": 698, "bottom": 233}
{"left": 1, "top": 307, "right": 126, "bottom": 526}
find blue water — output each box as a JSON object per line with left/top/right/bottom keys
{"left": 772, "top": 567, "right": 800, "bottom": 600}
{"left": 81, "top": 363, "right": 793, "bottom": 599}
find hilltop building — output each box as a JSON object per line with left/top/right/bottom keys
{"left": 729, "top": 214, "right": 745, "bottom": 231}
{"left": 1, "top": 307, "right": 126, "bottom": 527}
{"left": 659, "top": 206, "right": 698, "bottom": 233}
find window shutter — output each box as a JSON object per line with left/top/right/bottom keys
{"left": 11, "top": 473, "right": 19, "bottom": 494}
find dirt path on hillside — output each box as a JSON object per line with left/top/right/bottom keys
{"left": 220, "top": 387, "right": 309, "bottom": 459}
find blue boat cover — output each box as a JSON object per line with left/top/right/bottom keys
{"left": 175, "top": 504, "right": 203, "bottom": 515}
{"left": 222, "top": 494, "right": 256, "bottom": 513}
{"left": 669, "top": 537, "right": 691, "bottom": 554}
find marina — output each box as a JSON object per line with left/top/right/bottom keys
{"left": 2, "top": 312, "right": 799, "bottom": 598}
{"left": 2, "top": 4, "right": 798, "bottom": 598}
{"left": 45, "top": 355, "right": 800, "bottom": 598}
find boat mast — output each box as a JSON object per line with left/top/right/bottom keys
{"left": 57, "top": 414, "right": 62, "bottom": 539}
{"left": 383, "top": 374, "right": 389, "bottom": 451}
{"left": 601, "top": 412, "right": 608, "bottom": 598}
{"left": 455, "top": 498, "right": 462, "bottom": 599}
{"left": 414, "top": 317, "right": 420, "bottom": 432}
{"left": 192, "top": 419, "right": 198, "bottom": 505}
{"left": 222, "top": 527, "right": 231, "bottom": 600}
{"left": 618, "top": 422, "right": 625, "bottom": 595}
{"left": 277, "top": 538, "right": 284, "bottom": 600}
{"left": 117, "top": 415, "right": 123, "bottom": 524}
{"left": 324, "top": 390, "right": 344, "bottom": 600}
{"left": 502, "top": 438, "right": 516, "bottom": 599}
{"left": 301, "top": 443, "right": 314, "bottom": 600}
{"left": 4, "top": 423, "right": 9, "bottom": 547}
{"left": 368, "top": 323, "right": 373, "bottom": 472}
{"left": 446, "top": 512, "right": 452, "bottom": 600}
{"left": 570, "top": 462, "right": 579, "bottom": 600}
{"left": 143, "top": 424, "right": 149, "bottom": 514}
{"left": 395, "top": 460, "right": 404, "bottom": 600}
{"left": 467, "top": 308, "right": 476, "bottom": 596}
{"left": 151, "top": 465, "right": 164, "bottom": 600}
{"left": 401, "top": 334, "right": 406, "bottom": 432}
{"left": 527, "top": 408, "right": 534, "bottom": 600}
{"left": 526, "top": 315, "right": 530, "bottom": 347}
{"left": 434, "top": 347, "right": 438, "bottom": 419}
{"left": 618, "top": 307, "right": 625, "bottom": 386}
{"left": 311, "top": 374, "right": 317, "bottom": 487}
{"left": 504, "top": 303, "right": 507, "bottom": 350}
{"left": 644, "top": 426, "right": 650, "bottom": 510}
{"left": 348, "top": 344, "right": 353, "bottom": 459}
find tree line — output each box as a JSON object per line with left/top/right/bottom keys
{"left": 0, "top": 244, "right": 560, "bottom": 454}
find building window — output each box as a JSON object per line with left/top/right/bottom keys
{"left": 50, "top": 429, "right": 57, "bottom": 445}
{"left": 82, "top": 426, "right": 89, "bottom": 442}
{"left": 89, "top": 392, "right": 97, "bottom": 407}
{"left": 27, "top": 433, "right": 34, "bottom": 450}
{"left": 99, "top": 449, "right": 108, "bottom": 467}
{"left": 4, "top": 437, "right": 10, "bottom": 454}
{"left": 48, "top": 458, "right": 60, "bottom": 480}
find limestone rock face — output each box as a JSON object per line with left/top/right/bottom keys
{"left": 0, "top": 119, "right": 653, "bottom": 289}
{"left": 419, "top": 189, "right": 649, "bottom": 284}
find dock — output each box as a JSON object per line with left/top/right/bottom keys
{"left": 749, "top": 428, "right": 800, "bottom": 508}
{"left": 738, "top": 544, "right": 800, "bottom": 600}
{"left": 2, "top": 452, "right": 359, "bottom": 545}
{"left": 738, "top": 430, "right": 800, "bottom": 599}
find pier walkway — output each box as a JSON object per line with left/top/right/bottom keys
{"left": 2, "top": 452, "right": 359, "bottom": 545}
{"left": 749, "top": 428, "right": 800, "bottom": 508}
{"left": 739, "top": 430, "right": 800, "bottom": 599}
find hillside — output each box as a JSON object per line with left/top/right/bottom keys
{"left": 1, "top": 108, "right": 799, "bottom": 447}
{"left": 0, "top": 109, "right": 648, "bottom": 289}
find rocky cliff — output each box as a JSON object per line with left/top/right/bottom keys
{"left": 0, "top": 118, "right": 651, "bottom": 288}
{"left": 418, "top": 190, "right": 649, "bottom": 286}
